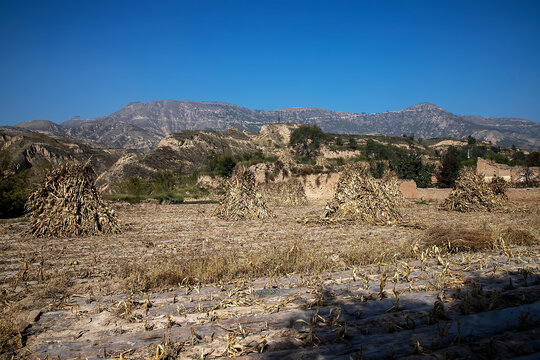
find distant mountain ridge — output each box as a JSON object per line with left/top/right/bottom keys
{"left": 15, "top": 100, "right": 540, "bottom": 150}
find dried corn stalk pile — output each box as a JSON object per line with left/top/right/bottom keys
{"left": 439, "top": 167, "right": 507, "bottom": 212}
{"left": 214, "top": 168, "right": 274, "bottom": 220}
{"left": 260, "top": 179, "right": 308, "bottom": 206}
{"left": 25, "top": 162, "right": 121, "bottom": 237}
{"left": 489, "top": 175, "right": 509, "bottom": 198}
{"left": 321, "top": 163, "right": 404, "bottom": 225}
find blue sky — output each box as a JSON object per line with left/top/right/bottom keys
{"left": 0, "top": 0, "right": 539, "bottom": 125}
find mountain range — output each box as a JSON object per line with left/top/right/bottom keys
{"left": 14, "top": 100, "right": 540, "bottom": 151}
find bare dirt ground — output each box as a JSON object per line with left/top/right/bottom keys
{"left": 1, "top": 200, "right": 540, "bottom": 359}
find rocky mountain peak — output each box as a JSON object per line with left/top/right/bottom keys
{"left": 404, "top": 103, "right": 447, "bottom": 112}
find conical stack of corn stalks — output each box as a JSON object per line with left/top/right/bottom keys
{"left": 489, "top": 175, "right": 509, "bottom": 198}
{"left": 25, "top": 162, "right": 121, "bottom": 237}
{"left": 259, "top": 179, "right": 308, "bottom": 206}
{"left": 215, "top": 168, "right": 274, "bottom": 220}
{"left": 321, "top": 163, "right": 403, "bottom": 225}
{"left": 439, "top": 167, "right": 507, "bottom": 212}
{"left": 381, "top": 169, "right": 405, "bottom": 207}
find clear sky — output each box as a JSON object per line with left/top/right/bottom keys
{"left": 0, "top": 0, "right": 539, "bottom": 125}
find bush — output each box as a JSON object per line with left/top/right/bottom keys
{"left": 0, "top": 150, "right": 29, "bottom": 218}
{"left": 151, "top": 170, "right": 176, "bottom": 194}
{"left": 116, "top": 176, "right": 150, "bottom": 196}
{"left": 289, "top": 125, "right": 326, "bottom": 158}
{"left": 205, "top": 151, "right": 277, "bottom": 178}
{"left": 348, "top": 137, "right": 358, "bottom": 150}
{"left": 485, "top": 152, "right": 511, "bottom": 165}
{"left": 0, "top": 175, "right": 28, "bottom": 218}
{"left": 369, "top": 161, "right": 387, "bottom": 179}
{"left": 512, "top": 151, "right": 526, "bottom": 163}
{"left": 525, "top": 152, "right": 540, "bottom": 167}
{"left": 390, "top": 153, "right": 434, "bottom": 188}
{"left": 205, "top": 154, "right": 237, "bottom": 177}
{"left": 364, "top": 139, "right": 407, "bottom": 161}
{"left": 436, "top": 152, "right": 460, "bottom": 188}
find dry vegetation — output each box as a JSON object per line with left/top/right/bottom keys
{"left": 439, "top": 167, "right": 508, "bottom": 212}
{"left": 25, "top": 162, "right": 121, "bottom": 237}
{"left": 214, "top": 168, "right": 273, "bottom": 220}
{"left": 259, "top": 179, "right": 307, "bottom": 206}
{"left": 321, "top": 164, "right": 404, "bottom": 225}
{"left": 0, "top": 197, "right": 539, "bottom": 359}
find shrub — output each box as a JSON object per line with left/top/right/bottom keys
{"left": 348, "top": 137, "right": 358, "bottom": 150}
{"left": 436, "top": 152, "right": 460, "bottom": 188}
{"left": 0, "top": 150, "right": 29, "bottom": 218}
{"left": 390, "top": 153, "right": 434, "bottom": 187}
{"left": 289, "top": 125, "right": 326, "bottom": 158}
{"left": 151, "top": 170, "right": 176, "bottom": 194}
{"left": 369, "top": 161, "right": 387, "bottom": 179}
{"left": 525, "top": 152, "right": 540, "bottom": 167}
{"left": 205, "top": 154, "right": 237, "bottom": 177}
{"left": 116, "top": 176, "right": 150, "bottom": 196}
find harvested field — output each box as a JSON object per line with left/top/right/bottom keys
{"left": 1, "top": 200, "right": 539, "bottom": 359}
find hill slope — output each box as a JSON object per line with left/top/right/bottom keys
{"left": 0, "top": 127, "right": 126, "bottom": 179}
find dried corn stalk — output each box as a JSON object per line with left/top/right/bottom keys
{"left": 439, "top": 167, "right": 507, "bottom": 212}
{"left": 489, "top": 175, "right": 509, "bottom": 198}
{"left": 25, "top": 162, "right": 121, "bottom": 237}
{"left": 214, "top": 168, "right": 274, "bottom": 220}
{"left": 259, "top": 179, "right": 307, "bottom": 206}
{"left": 321, "top": 163, "right": 404, "bottom": 225}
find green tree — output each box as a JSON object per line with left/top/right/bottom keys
{"left": 436, "top": 152, "right": 460, "bottom": 188}
{"left": 390, "top": 153, "right": 434, "bottom": 188}
{"left": 289, "top": 125, "right": 326, "bottom": 158}
{"left": 0, "top": 150, "right": 29, "bottom": 218}
{"left": 512, "top": 151, "right": 526, "bottom": 163}
{"left": 525, "top": 151, "right": 540, "bottom": 167}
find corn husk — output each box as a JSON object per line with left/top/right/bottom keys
{"left": 25, "top": 162, "right": 121, "bottom": 237}
{"left": 214, "top": 168, "right": 274, "bottom": 220}
{"left": 320, "top": 164, "right": 404, "bottom": 225}
{"left": 439, "top": 167, "right": 507, "bottom": 212}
